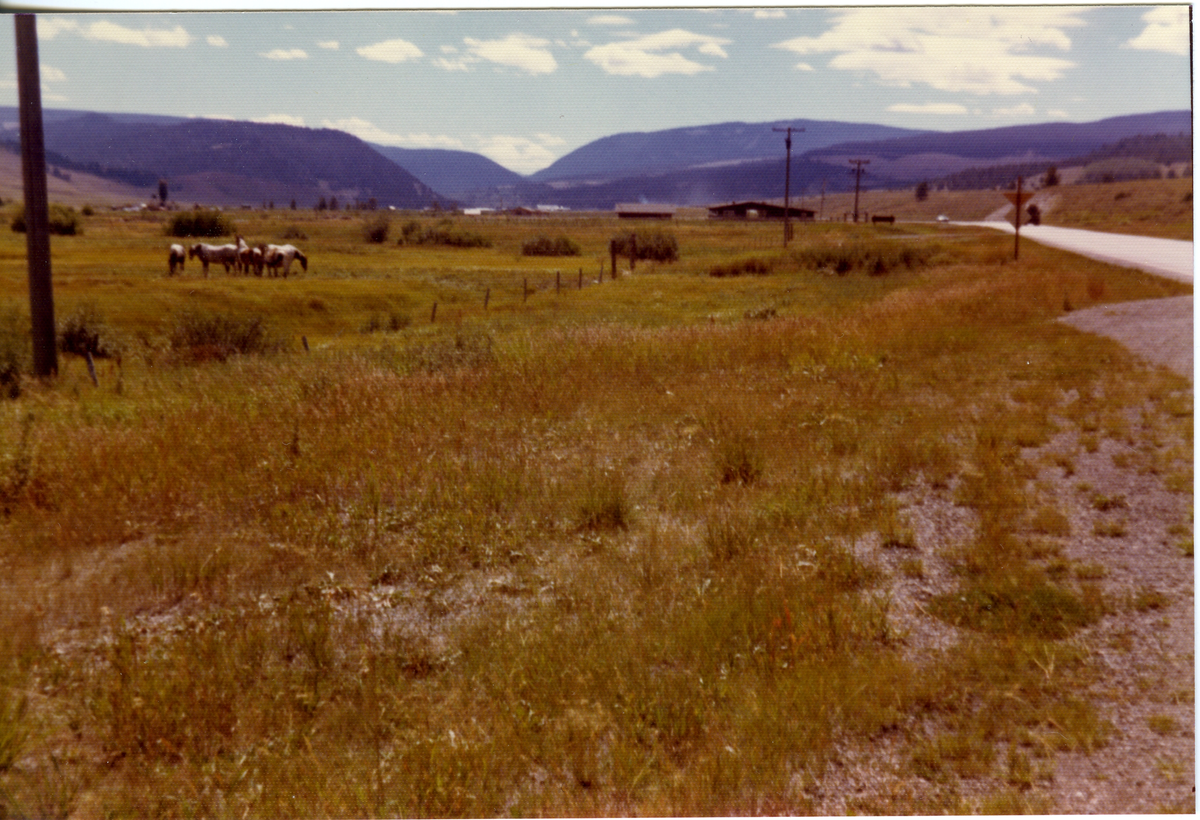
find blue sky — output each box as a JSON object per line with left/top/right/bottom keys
{"left": 0, "top": 5, "right": 1191, "bottom": 174}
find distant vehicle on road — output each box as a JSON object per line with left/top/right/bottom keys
{"left": 936, "top": 214, "right": 950, "bottom": 223}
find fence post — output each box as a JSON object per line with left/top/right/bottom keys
{"left": 578, "top": 268, "right": 583, "bottom": 290}
{"left": 556, "top": 270, "right": 560, "bottom": 294}
{"left": 484, "top": 287, "right": 490, "bottom": 309}
{"left": 608, "top": 240, "right": 615, "bottom": 282}
{"left": 630, "top": 233, "right": 636, "bottom": 274}
{"left": 523, "top": 277, "right": 528, "bottom": 303}
{"left": 430, "top": 302, "right": 437, "bottom": 323}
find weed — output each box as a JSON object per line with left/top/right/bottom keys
{"left": 167, "top": 309, "right": 284, "bottom": 361}
{"left": 1029, "top": 505, "right": 1071, "bottom": 536}
{"left": 361, "top": 213, "right": 391, "bottom": 244}
{"left": 929, "top": 573, "right": 1103, "bottom": 639}
{"left": 1147, "top": 714, "right": 1179, "bottom": 735}
{"left": 58, "top": 302, "right": 124, "bottom": 359}
{"left": 709, "top": 256, "right": 773, "bottom": 277}
{"left": 577, "top": 467, "right": 632, "bottom": 531}
{"left": 1092, "top": 519, "right": 1128, "bottom": 538}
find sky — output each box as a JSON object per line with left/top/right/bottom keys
{"left": 0, "top": 4, "right": 1191, "bottom": 175}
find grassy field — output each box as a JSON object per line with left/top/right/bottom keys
{"left": 0, "top": 199, "right": 1191, "bottom": 815}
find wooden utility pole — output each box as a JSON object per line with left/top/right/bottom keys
{"left": 849, "top": 159, "right": 870, "bottom": 224}
{"left": 773, "top": 126, "right": 804, "bottom": 246}
{"left": 1003, "top": 176, "right": 1033, "bottom": 261}
{"left": 15, "top": 14, "right": 56, "bottom": 377}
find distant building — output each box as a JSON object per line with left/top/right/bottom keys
{"left": 616, "top": 203, "right": 677, "bottom": 220}
{"left": 708, "top": 201, "right": 816, "bottom": 221}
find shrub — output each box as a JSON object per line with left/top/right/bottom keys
{"left": 361, "top": 213, "right": 391, "bottom": 244}
{"left": 521, "top": 235, "right": 581, "bottom": 257}
{"left": 0, "top": 306, "right": 29, "bottom": 399}
{"left": 399, "top": 219, "right": 491, "bottom": 248}
{"left": 10, "top": 203, "right": 83, "bottom": 236}
{"left": 611, "top": 230, "right": 679, "bottom": 263}
{"left": 58, "top": 302, "right": 123, "bottom": 359}
{"left": 168, "top": 310, "right": 283, "bottom": 362}
{"left": 165, "top": 209, "right": 235, "bottom": 239}
{"left": 710, "top": 256, "right": 773, "bottom": 277}
{"left": 791, "top": 238, "right": 933, "bottom": 276}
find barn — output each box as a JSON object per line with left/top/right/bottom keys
{"left": 708, "top": 201, "right": 816, "bottom": 221}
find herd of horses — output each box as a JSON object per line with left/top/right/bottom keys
{"left": 168, "top": 235, "right": 308, "bottom": 279}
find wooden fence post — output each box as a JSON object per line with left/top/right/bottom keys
{"left": 430, "top": 302, "right": 437, "bottom": 323}
{"left": 484, "top": 287, "right": 490, "bottom": 309}
{"left": 630, "top": 233, "right": 637, "bottom": 274}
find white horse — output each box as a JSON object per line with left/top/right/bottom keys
{"left": 235, "top": 235, "right": 252, "bottom": 274}
{"left": 263, "top": 244, "right": 307, "bottom": 278}
{"left": 168, "top": 243, "right": 186, "bottom": 276}
{"left": 188, "top": 243, "right": 239, "bottom": 278}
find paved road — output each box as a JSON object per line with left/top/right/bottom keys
{"left": 955, "top": 221, "right": 1194, "bottom": 283}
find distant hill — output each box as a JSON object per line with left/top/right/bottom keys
{"left": 8, "top": 112, "right": 444, "bottom": 209}
{"left": 369, "top": 145, "right": 525, "bottom": 200}
{"left": 529, "top": 119, "right": 931, "bottom": 183}
{"left": 0, "top": 107, "right": 1187, "bottom": 212}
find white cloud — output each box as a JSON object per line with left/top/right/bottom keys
{"left": 473, "top": 134, "right": 561, "bottom": 174}
{"left": 37, "top": 19, "right": 81, "bottom": 40}
{"left": 321, "top": 116, "right": 465, "bottom": 150}
{"left": 317, "top": 40, "right": 339, "bottom": 50}
{"left": 357, "top": 38, "right": 423, "bottom": 64}
{"left": 772, "top": 8, "right": 1084, "bottom": 95}
{"left": 1124, "top": 6, "right": 1190, "bottom": 56}
{"left": 254, "top": 114, "right": 306, "bottom": 127}
{"left": 40, "top": 65, "right": 66, "bottom": 82}
{"left": 588, "top": 15, "right": 635, "bottom": 27}
{"left": 750, "top": 9, "right": 787, "bottom": 20}
{"left": 463, "top": 34, "right": 557, "bottom": 75}
{"left": 433, "top": 57, "right": 477, "bottom": 72}
{"left": 990, "top": 102, "right": 1038, "bottom": 119}
{"left": 585, "top": 29, "right": 732, "bottom": 77}
{"left": 260, "top": 48, "right": 308, "bottom": 61}
{"left": 207, "top": 35, "right": 228, "bottom": 48}
{"left": 887, "top": 102, "right": 968, "bottom": 115}
{"left": 81, "top": 20, "right": 193, "bottom": 48}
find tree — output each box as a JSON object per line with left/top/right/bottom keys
{"left": 1044, "top": 166, "right": 1060, "bottom": 187}
{"left": 329, "top": 196, "right": 339, "bottom": 211}
{"left": 316, "top": 196, "right": 327, "bottom": 211}
{"left": 1026, "top": 204, "right": 1041, "bottom": 225}
{"left": 915, "top": 180, "right": 929, "bottom": 202}
{"left": 158, "top": 178, "right": 169, "bottom": 205}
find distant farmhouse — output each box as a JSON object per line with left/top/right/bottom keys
{"left": 708, "top": 200, "right": 816, "bottom": 221}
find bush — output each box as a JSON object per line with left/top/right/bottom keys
{"left": 361, "top": 213, "right": 391, "bottom": 244}
{"left": 521, "top": 235, "right": 581, "bottom": 257}
{"left": 399, "top": 219, "right": 491, "bottom": 248}
{"left": 165, "top": 209, "right": 236, "bottom": 239}
{"left": 709, "top": 256, "right": 773, "bottom": 278}
{"left": 168, "top": 310, "right": 283, "bottom": 362}
{"left": 791, "top": 238, "right": 933, "bottom": 276}
{"left": 10, "top": 203, "right": 83, "bottom": 236}
{"left": 0, "top": 307, "right": 29, "bottom": 399}
{"left": 610, "top": 230, "right": 678, "bottom": 263}
{"left": 58, "top": 302, "right": 123, "bottom": 359}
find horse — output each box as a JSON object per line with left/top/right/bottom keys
{"left": 168, "top": 243, "right": 186, "bottom": 276}
{"left": 188, "top": 243, "right": 239, "bottom": 278}
{"left": 235, "top": 235, "right": 252, "bottom": 274}
{"left": 245, "top": 246, "right": 264, "bottom": 277}
{"left": 263, "top": 244, "right": 307, "bottom": 278}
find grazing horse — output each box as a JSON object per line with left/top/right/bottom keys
{"left": 235, "top": 235, "right": 252, "bottom": 274}
{"left": 188, "top": 243, "right": 239, "bottom": 278}
{"left": 168, "top": 243, "right": 186, "bottom": 276}
{"left": 263, "top": 244, "right": 307, "bottom": 278}
{"left": 245, "top": 246, "right": 264, "bottom": 277}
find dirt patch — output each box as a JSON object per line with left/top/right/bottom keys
{"left": 1059, "top": 296, "right": 1193, "bottom": 381}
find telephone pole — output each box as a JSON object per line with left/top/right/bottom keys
{"left": 14, "top": 13, "right": 56, "bottom": 377}
{"left": 849, "top": 159, "right": 869, "bottom": 223}
{"left": 773, "top": 126, "right": 804, "bottom": 246}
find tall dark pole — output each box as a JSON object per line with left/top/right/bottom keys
{"left": 15, "top": 14, "right": 56, "bottom": 377}
{"left": 849, "top": 159, "right": 870, "bottom": 223}
{"left": 1013, "top": 176, "right": 1024, "bottom": 261}
{"left": 773, "top": 126, "right": 804, "bottom": 246}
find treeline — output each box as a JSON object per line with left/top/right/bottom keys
{"left": 0, "top": 139, "right": 162, "bottom": 190}
{"left": 933, "top": 131, "right": 1191, "bottom": 191}
{"left": 1075, "top": 132, "right": 1191, "bottom": 165}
